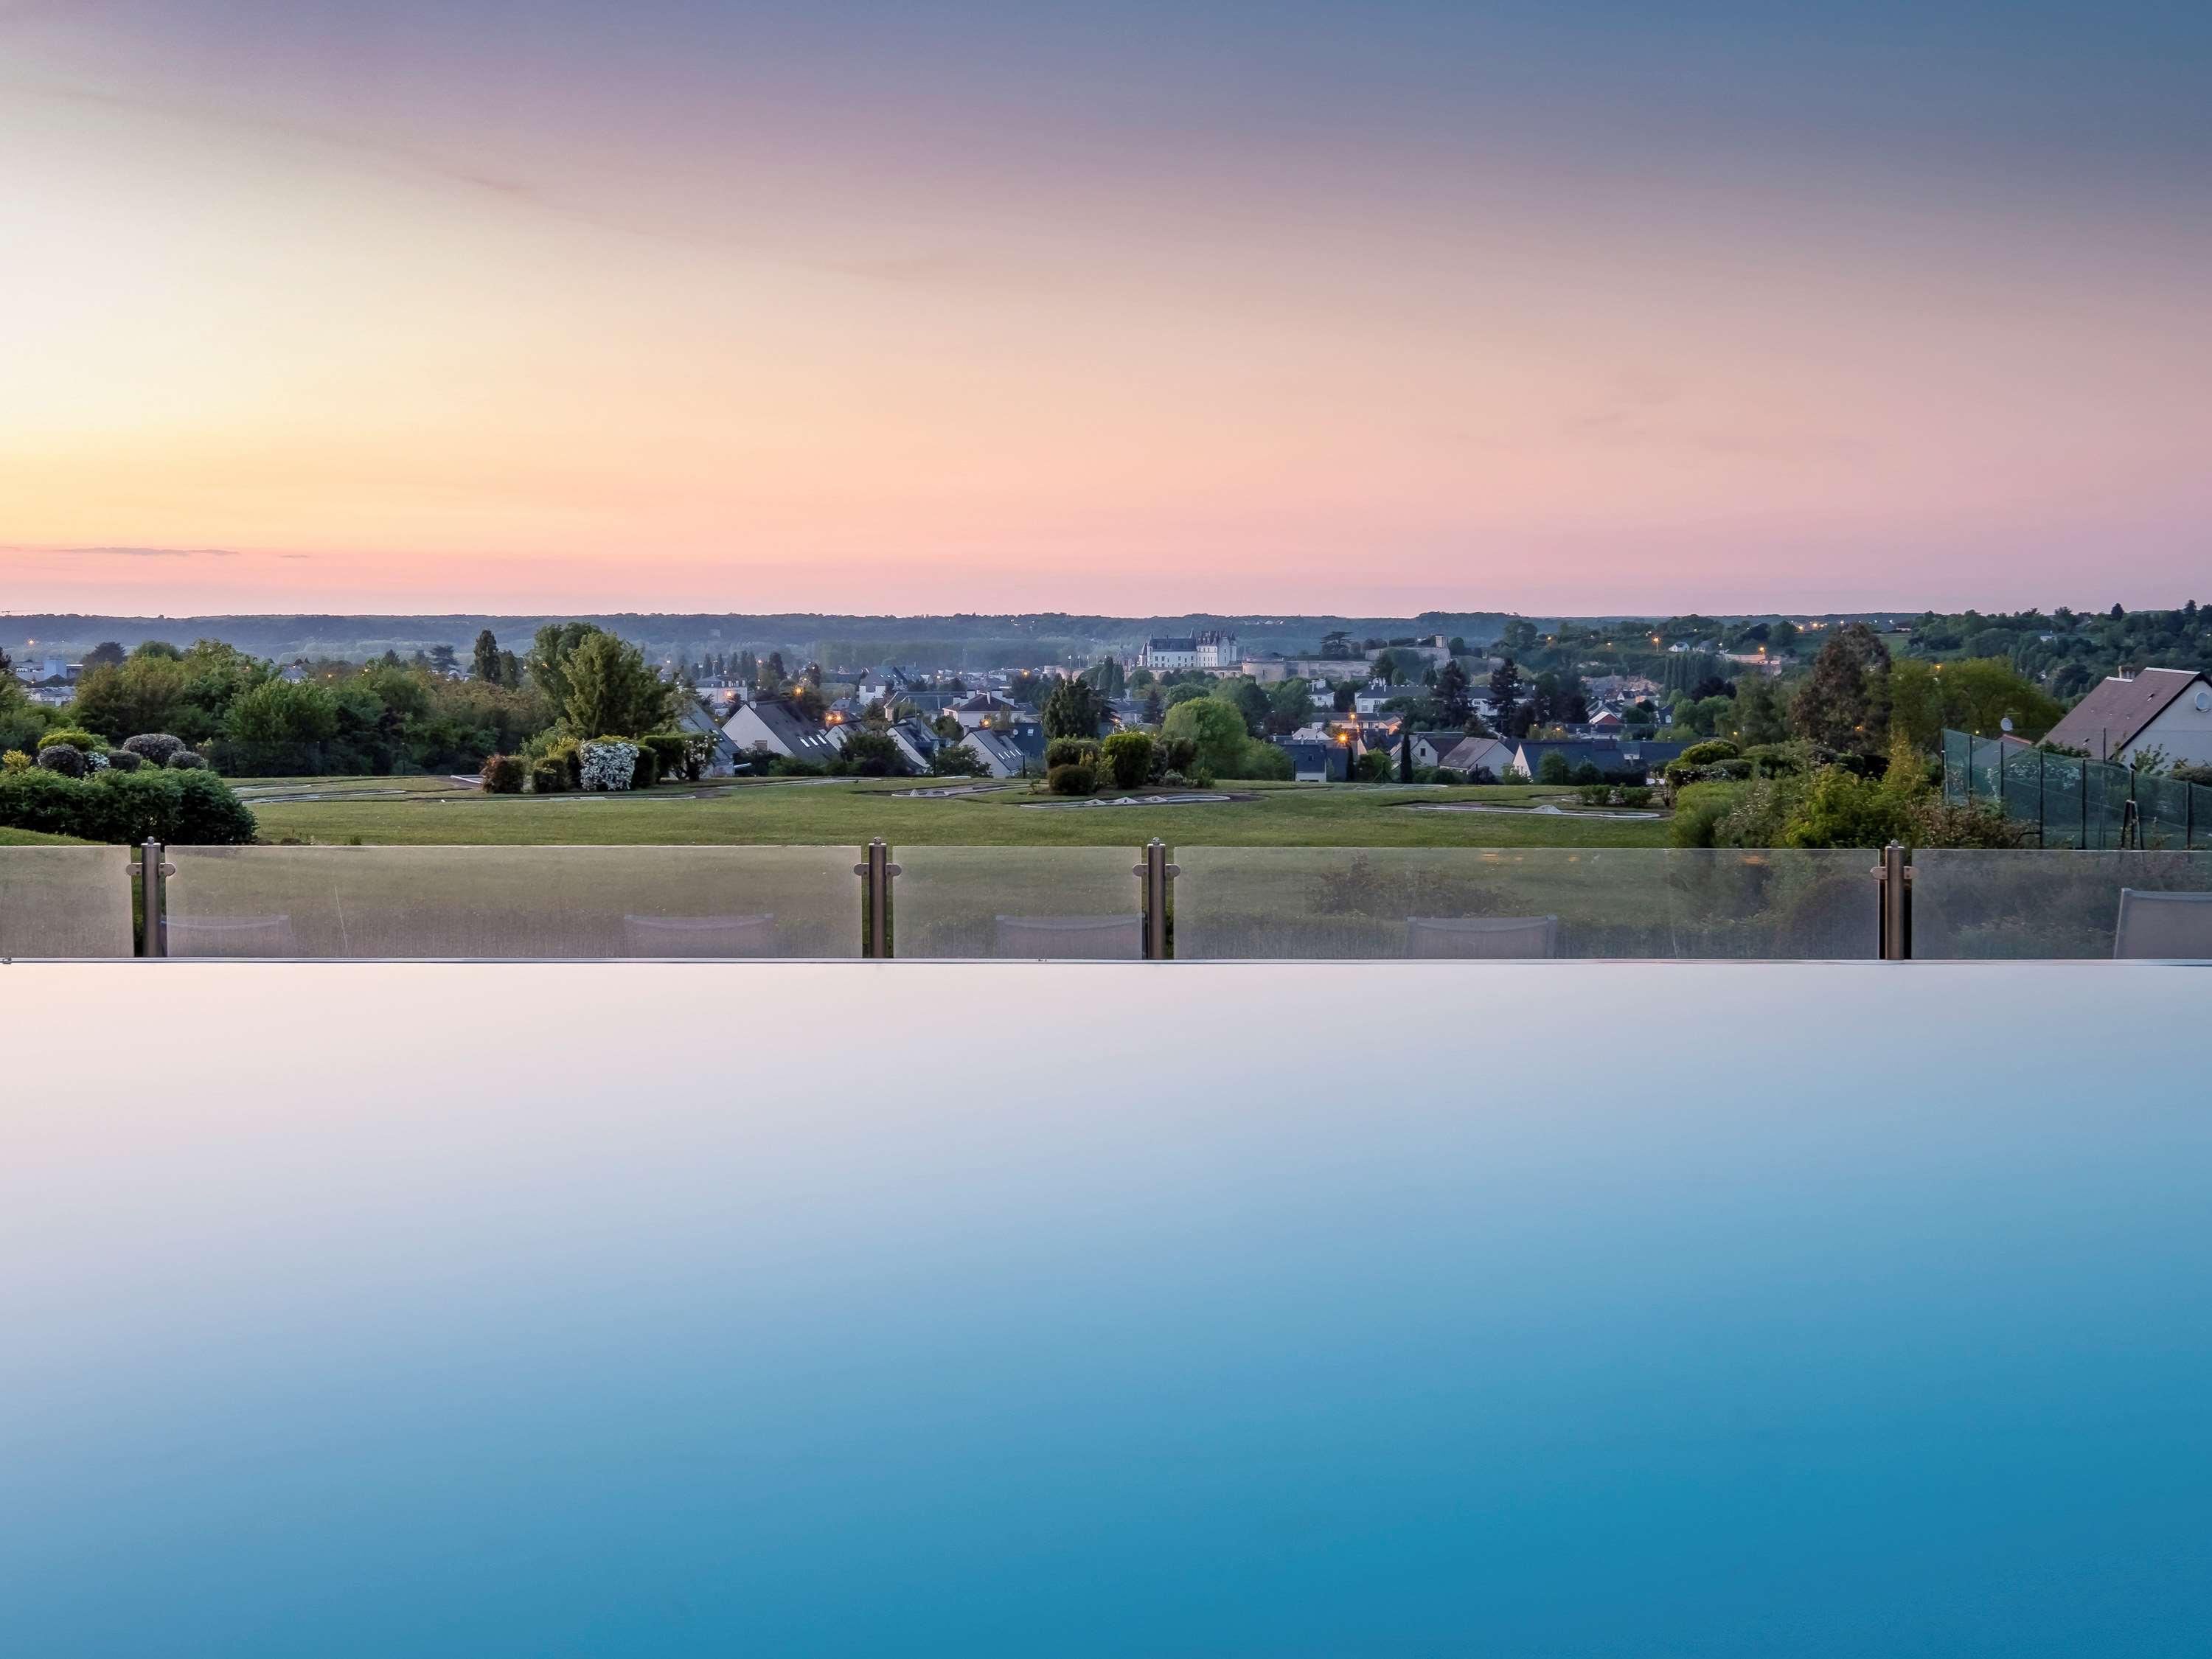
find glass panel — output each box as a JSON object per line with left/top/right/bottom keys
{"left": 2000, "top": 748, "right": 2044, "bottom": 841}
{"left": 0, "top": 848, "right": 136, "bottom": 959}
{"left": 1173, "top": 848, "right": 1878, "bottom": 960}
{"left": 165, "top": 846, "right": 863, "bottom": 957}
{"left": 1967, "top": 737, "right": 2006, "bottom": 810}
{"left": 2084, "top": 760, "right": 2126, "bottom": 850}
{"left": 893, "top": 846, "right": 1142, "bottom": 959}
{"left": 1913, "top": 850, "right": 2212, "bottom": 959}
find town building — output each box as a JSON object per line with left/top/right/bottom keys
{"left": 2041, "top": 668, "right": 2212, "bottom": 768}
{"left": 1142, "top": 631, "right": 1239, "bottom": 671}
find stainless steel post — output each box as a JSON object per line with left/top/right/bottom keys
{"left": 1138, "top": 838, "right": 1178, "bottom": 960}
{"left": 136, "top": 838, "right": 172, "bottom": 958}
{"left": 856, "top": 838, "right": 900, "bottom": 958}
{"left": 1879, "top": 840, "right": 1910, "bottom": 961}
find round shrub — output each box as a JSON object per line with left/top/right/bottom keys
{"left": 167, "top": 750, "right": 208, "bottom": 771}
{"left": 1, "top": 750, "right": 29, "bottom": 773}
{"left": 166, "top": 770, "right": 259, "bottom": 844}
{"left": 480, "top": 754, "right": 526, "bottom": 794}
{"left": 1045, "top": 737, "right": 1100, "bottom": 771}
{"left": 1099, "top": 730, "right": 1154, "bottom": 789}
{"left": 122, "top": 733, "right": 188, "bottom": 767}
{"left": 105, "top": 748, "right": 144, "bottom": 772}
{"left": 1046, "top": 762, "right": 1097, "bottom": 796}
{"left": 579, "top": 739, "right": 639, "bottom": 791}
{"left": 38, "top": 728, "right": 107, "bottom": 756}
{"left": 529, "top": 754, "right": 571, "bottom": 793}
{"left": 1677, "top": 739, "right": 1740, "bottom": 766}
{"left": 36, "top": 743, "right": 86, "bottom": 777}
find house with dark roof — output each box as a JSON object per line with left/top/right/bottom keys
{"left": 949, "top": 692, "right": 1026, "bottom": 731}
{"left": 1275, "top": 737, "right": 1351, "bottom": 782}
{"left": 886, "top": 718, "right": 942, "bottom": 773}
{"left": 961, "top": 721, "right": 1048, "bottom": 778}
{"left": 1511, "top": 738, "right": 1684, "bottom": 783}
{"left": 2041, "top": 668, "right": 2212, "bottom": 768}
{"left": 721, "top": 698, "right": 849, "bottom": 768}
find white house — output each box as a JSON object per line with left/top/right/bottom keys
{"left": 2041, "top": 668, "right": 2212, "bottom": 768}
{"left": 722, "top": 698, "right": 849, "bottom": 767}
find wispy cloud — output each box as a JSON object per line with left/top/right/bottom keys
{"left": 50, "top": 545, "right": 243, "bottom": 559}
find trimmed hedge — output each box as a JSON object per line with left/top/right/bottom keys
{"left": 0, "top": 767, "right": 257, "bottom": 844}
{"left": 167, "top": 751, "right": 207, "bottom": 771}
{"left": 122, "top": 734, "right": 189, "bottom": 767}
{"left": 1046, "top": 762, "right": 1097, "bottom": 796}
{"left": 480, "top": 754, "right": 526, "bottom": 793}
{"left": 636, "top": 732, "right": 695, "bottom": 782}
{"left": 1099, "top": 731, "right": 1154, "bottom": 789}
{"left": 36, "top": 743, "right": 86, "bottom": 777}
{"left": 1045, "top": 737, "right": 1100, "bottom": 771}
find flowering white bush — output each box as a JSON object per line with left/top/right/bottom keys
{"left": 579, "top": 739, "right": 639, "bottom": 791}
{"left": 86, "top": 751, "right": 111, "bottom": 772}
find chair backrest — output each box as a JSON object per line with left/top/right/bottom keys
{"left": 620, "top": 914, "right": 779, "bottom": 958}
{"left": 2114, "top": 889, "right": 2212, "bottom": 960}
{"left": 992, "top": 914, "right": 1143, "bottom": 960}
{"left": 1405, "top": 914, "right": 1560, "bottom": 960}
{"left": 166, "top": 914, "right": 300, "bottom": 958}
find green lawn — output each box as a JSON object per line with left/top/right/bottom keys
{"left": 0, "top": 827, "right": 93, "bottom": 846}
{"left": 240, "top": 776, "right": 1672, "bottom": 849}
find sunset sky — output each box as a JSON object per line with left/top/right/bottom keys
{"left": 4, "top": 1, "right": 2208, "bottom": 615}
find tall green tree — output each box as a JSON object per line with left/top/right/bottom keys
{"left": 560, "top": 631, "right": 677, "bottom": 738}
{"left": 1435, "top": 658, "right": 1474, "bottom": 726}
{"left": 472, "top": 630, "right": 501, "bottom": 681}
{"left": 1041, "top": 676, "right": 1106, "bottom": 739}
{"left": 1790, "top": 622, "right": 1891, "bottom": 755}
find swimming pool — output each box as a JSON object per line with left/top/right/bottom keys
{"left": 5, "top": 961, "right": 2208, "bottom": 1655}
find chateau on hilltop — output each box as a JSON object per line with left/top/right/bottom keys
{"left": 1142, "top": 630, "right": 1239, "bottom": 671}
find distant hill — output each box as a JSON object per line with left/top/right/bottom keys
{"left": 5, "top": 611, "right": 1529, "bottom": 667}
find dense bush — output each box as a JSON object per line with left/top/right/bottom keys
{"left": 122, "top": 733, "right": 188, "bottom": 767}
{"left": 1237, "top": 739, "right": 1294, "bottom": 782}
{"left": 0, "top": 767, "right": 256, "bottom": 844}
{"left": 926, "top": 744, "right": 988, "bottom": 778}
{"left": 1677, "top": 739, "right": 1740, "bottom": 765}
{"left": 1045, "top": 737, "right": 1100, "bottom": 771}
{"left": 833, "top": 730, "right": 906, "bottom": 776}
{"left": 1669, "top": 782, "right": 1745, "bottom": 847}
{"left": 1099, "top": 731, "right": 1154, "bottom": 789}
{"left": 629, "top": 744, "right": 660, "bottom": 790}
{"left": 579, "top": 739, "right": 639, "bottom": 791}
{"left": 167, "top": 750, "right": 207, "bottom": 771}
{"left": 480, "top": 754, "right": 526, "bottom": 793}
{"left": 1433, "top": 768, "right": 1465, "bottom": 786}
{"left": 529, "top": 754, "right": 571, "bottom": 793}
{"left": 37, "top": 727, "right": 108, "bottom": 755}
{"left": 105, "top": 748, "right": 144, "bottom": 772}
{"left": 36, "top": 743, "right": 86, "bottom": 778}
{"left": 1159, "top": 697, "right": 1251, "bottom": 778}
{"left": 1, "top": 750, "right": 29, "bottom": 773}
{"left": 1537, "top": 752, "right": 1571, "bottom": 785}
{"left": 1046, "top": 762, "right": 1097, "bottom": 796}
{"left": 637, "top": 732, "right": 694, "bottom": 783}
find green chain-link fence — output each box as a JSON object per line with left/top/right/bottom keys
{"left": 1944, "top": 729, "right": 2212, "bottom": 849}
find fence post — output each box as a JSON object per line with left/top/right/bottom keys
{"left": 855, "top": 838, "right": 900, "bottom": 959}
{"left": 1876, "top": 840, "right": 1910, "bottom": 961}
{"left": 135, "top": 837, "right": 172, "bottom": 958}
{"left": 1138, "top": 838, "right": 1178, "bottom": 960}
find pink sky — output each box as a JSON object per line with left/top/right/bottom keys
{"left": 4, "top": 3, "right": 2208, "bottom": 615}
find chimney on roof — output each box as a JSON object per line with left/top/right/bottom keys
{"left": 2115, "top": 664, "right": 2136, "bottom": 681}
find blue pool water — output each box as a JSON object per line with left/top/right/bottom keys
{"left": 4, "top": 961, "right": 2208, "bottom": 1655}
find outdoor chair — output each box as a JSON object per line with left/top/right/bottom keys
{"left": 1404, "top": 914, "right": 1560, "bottom": 959}
{"left": 621, "top": 914, "right": 779, "bottom": 957}
{"left": 992, "top": 914, "right": 1144, "bottom": 959}
{"left": 2113, "top": 889, "right": 2212, "bottom": 960}
{"left": 165, "top": 914, "right": 300, "bottom": 957}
